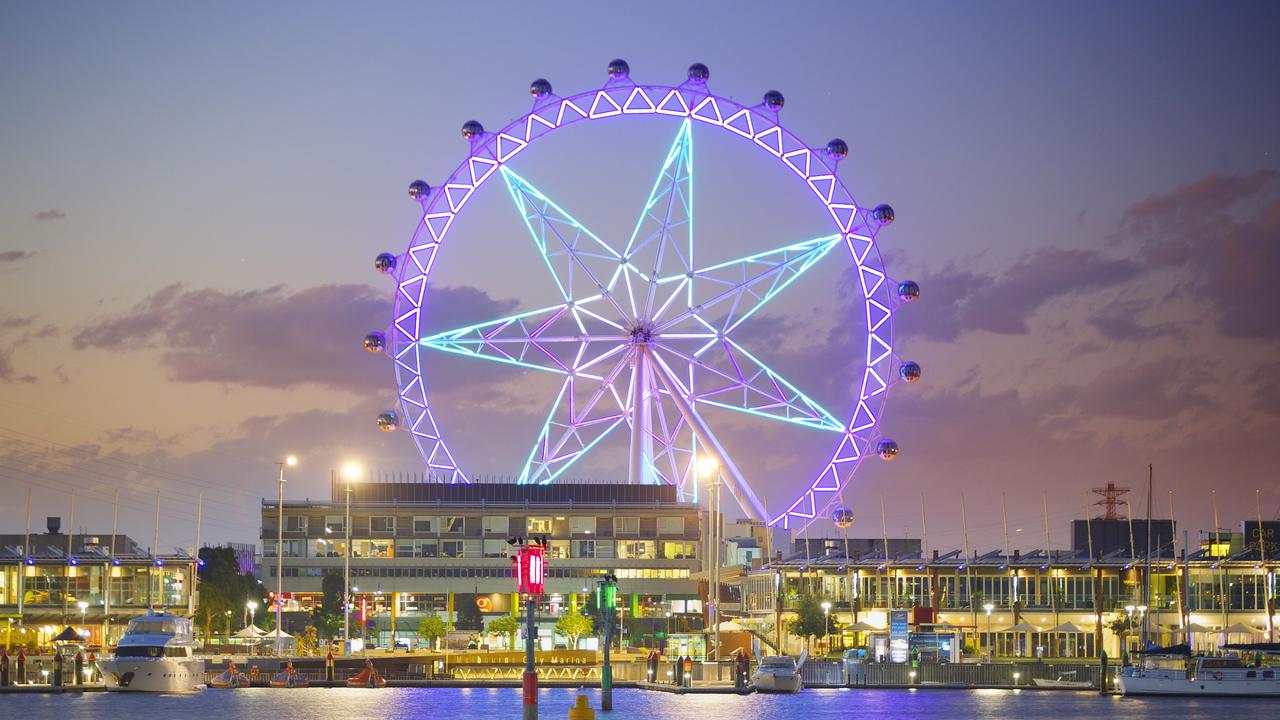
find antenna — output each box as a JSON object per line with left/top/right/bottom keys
{"left": 1091, "top": 482, "right": 1131, "bottom": 520}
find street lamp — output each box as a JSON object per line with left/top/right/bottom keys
{"left": 821, "top": 601, "right": 832, "bottom": 652}
{"left": 341, "top": 461, "right": 363, "bottom": 650}
{"left": 247, "top": 600, "right": 258, "bottom": 655}
{"left": 699, "top": 455, "right": 721, "bottom": 661}
{"left": 275, "top": 455, "right": 297, "bottom": 657}
{"left": 1124, "top": 604, "right": 1136, "bottom": 651}
{"left": 984, "top": 603, "right": 995, "bottom": 656}
{"left": 77, "top": 600, "right": 88, "bottom": 634}
{"left": 1136, "top": 605, "right": 1148, "bottom": 647}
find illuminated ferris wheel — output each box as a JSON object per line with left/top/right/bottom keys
{"left": 364, "top": 60, "right": 921, "bottom": 530}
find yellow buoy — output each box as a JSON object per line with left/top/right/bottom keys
{"left": 567, "top": 694, "right": 596, "bottom": 720}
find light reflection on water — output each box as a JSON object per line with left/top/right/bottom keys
{"left": 5, "top": 687, "right": 1279, "bottom": 720}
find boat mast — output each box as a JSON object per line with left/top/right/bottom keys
{"left": 1142, "top": 464, "right": 1152, "bottom": 648}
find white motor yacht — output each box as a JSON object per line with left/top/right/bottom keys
{"left": 99, "top": 612, "right": 206, "bottom": 692}
{"left": 751, "top": 655, "right": 804, "bottom": 693}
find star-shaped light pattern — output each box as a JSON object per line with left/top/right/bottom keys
{"left": 388, "top": 80, "right": 899, "bottom": 530}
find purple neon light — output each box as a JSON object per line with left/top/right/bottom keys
{"left": 389, "top": 77, "right": 899, "bottom": 530}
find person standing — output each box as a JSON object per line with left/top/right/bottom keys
{"left": 1, "top": 649, "right": 10, "bottom": 687}
{"left": 17, "top": 648, "right": 26, "bottom": 684}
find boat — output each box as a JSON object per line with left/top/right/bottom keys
{"left": 1117, "top": 643, "right": 1280, "bottom": 697}
{"left": 98, "top": 612, "right": 206, "bottom": 692}
{"left": 751, "top": 655, "right": 803, "bottom": 693}
{"left": 1032, "top": 670, "right": 1093, "bottom": 688}
{"left": 346, "top": 659, "right": 386, "bottom": 688}
{"left": 209, "top": 659, "right": 250, "bottom": 688}
{"left": 269, "top": 660, "right": 310, "bottom": 688}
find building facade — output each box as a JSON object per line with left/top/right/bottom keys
{"left": 734, "top": 529, "right": 1278, "bottom": 660}
{"left": 261, "top": 481, "right": 706, "bottom": 648}
{"left": 1, "top": 528, "right": 197, "bottom": 648}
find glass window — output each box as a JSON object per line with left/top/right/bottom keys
{"left": 663, "top": 541, "right": 697, "bottom": 559}
{"left": 284, "top": 515, "right": 308, "bottom": 533}
{"left": 463, "top": 540, "right": 483, "bottom": 558}
{"left": 618, "top": 540, "right": 655, "bottom": 559}
{"left": 571, "top": 516, "right": 595, "bottom": 534}
{"left": 414, "top": 516, "right": 438, "bottom": 534}
{"left": 572, "top": 540, "right": 596, "bottom": 558}
{"left": 324, "top": 516, "right": 345, "bottom": 534}
{"left": 441, "top": 540, "right": 465, "bottom": 558}
{"left": 595, "top": 540, "right": 615, "bottom": 559}
{"left": 369, "top": 516, "right": 395, "bottom": 534}
{"left": 483, "top": 539, "right": 507, "bottom": 558}
{"left": 657, "top": 517, "right": 684, "bottom": 535}
{"left": 483, "top": 516, "right": 510, "bottom": 534}
{"left": 614, "top": 517, "right": 640, "bottom": 536}
{"left": 548, "top": 540, "right": 570, "bottom": 559}
{"left": 442, "top": 516, "right": 464, "bottom": 534}
{"left": 352, "top": 539, "right": 393, "bottom": 558}
{"left": 527, "top": 517, "right": 553, "bottom": 533}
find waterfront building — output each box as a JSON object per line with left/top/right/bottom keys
{"left": 260, "top": 480, "right": 706, "bottom": 648}
{"left": 0, "top": 521, "right": 198, "bottom": 647}
{"left": 734, "top": 522, "right": 1278, "bottom": 660}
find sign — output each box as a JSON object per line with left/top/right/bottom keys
{"left": 476, "top": 596, "right": 492, "bottom": 611}
{"left": 512, "top": 545, "right": 545, "bottom": 595}
{"left": 889, "top": 609, "right": 909, "bottom": 663}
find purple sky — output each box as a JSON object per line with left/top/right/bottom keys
{"left": 1, "top": 1, "right": 1277, "bottom": 552}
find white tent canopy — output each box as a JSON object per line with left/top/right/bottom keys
{"left": 1046, "top": 622, "right": 1085, "bottom": 634}
{"left": 847, "top": 621, "right": 883, "bottom": 632}
{"left": 1223, "top": 622, "right": 1259, "bottom": 635}
{"left": 1001, "top": 621, "right": 1040, "bottom": 633}
{"left": 233, "top": 625, "right": 267, "bottom": 638}
{"left": 1186, "top": 623, "right": 1215, "bottom": 633}
{"left": 264, "top": 628, "right": 296, "bottom": 639}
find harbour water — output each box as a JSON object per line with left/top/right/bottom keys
{"left": 4, "top": 687, "right": 1278, "bottom": 720}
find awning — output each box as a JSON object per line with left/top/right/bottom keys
{"left": 1000, "top": 621, "right": 1040, "bottom": 633}
{"left": 1185, "top": 623, "right": 1214, "bottom": 633}
{"left": 846, "top": 621, "right": 883, "bottom": 632}
{"left": 1223, "top": 622, "right": 1259, "bottom": 635}
{"left": 233, "top": 625, "right": 267, "bottom": 638}
{"left": 1046, "top": 622, "right": 1085, "bottom": 633}
{"left": 52, "top": 626, "right": 83, "bottom": 643}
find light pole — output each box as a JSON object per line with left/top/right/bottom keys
{"left": 821, "top": 601, "right": 832, "bottom": 653}
{"left": 275, "top": 455, "right": 297, "bottom": 657}
{"left": 698, "top": 455, "right": 721, "bottom": 661}
{"left": 1124, "top": 604, "right": 1135, "bottom": 653}
{"left": 341, "top": 461, "right": 362, "bottom": 652}
{"left": 77, "top": 600, "right": 88, "bottom": 633}
{"left": 247, "top": 601, "right": 258, "bottom": 656}
{"left": 983, "top": 603, "right": 995, "bottom": 658}
{"left": 1136, "top": 605, "right": 1147, "bottom": 649}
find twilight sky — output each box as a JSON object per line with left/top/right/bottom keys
{"left": 1, "top": 1, "right": 1278, "bottom": 553}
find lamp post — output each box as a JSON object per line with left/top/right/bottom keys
{"left": 597, "top": 573, "right": 618, "bottom": 711}
{"left": 1136, "top": 605, "right": 1147, "bottom": 648}
{"left": 1124, "top": 605, "right": 1135, "bottom": 653}
{"left": 698, "top": 455, "right": 721, "bottom": 661}
{"left": 984, "top": 603, "right": 995, "bottom": 657}
{"left": 275, "top": 455, "right": 297, "bottom": 656}
{"left": 77, "top": 600, "right": 88, "bottom": 634}
{"left": 247, "top": 601, "right": 258, "bottom": 656}
{"left": 821, "top": 601, "right": 832, "bottom": 653}
{"left": 341, "top": 462, "right": 363, "bottom": 651}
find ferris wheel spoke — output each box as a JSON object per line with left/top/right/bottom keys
{"left": 653, "top": 340, "right": 845, "bottom": 434}
{"left": 518, "top": 353, "right": 634, "bottom": 485}
{"left": 655, "top": 234, "right": 842, "bottom": 335}
{"left": 501, "top": 167, "right": 635, "bottom": 322}
{"left": 621, "top": 119, "right": 695, "bottom": 321}
{"left": 420, "top": 298, "right": 627, "bottom": 377}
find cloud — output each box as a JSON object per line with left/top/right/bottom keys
{"left": 902, "top": 248, "right": 1141, "bottom": 341}
{"left": 0, "top": 250, "right": 36, "bottom": 264}
{"left": 1087, "top": 300, "right": 1181, "bottom": 342}
{"left": 73, "top": 282, "right": 517, "bottom": 394}
{"left": 1068, "top": 357, "right": 1216, "bottom": 421}
{"left": 1123, "top": 170, "right": 1280, "bottom": 340}
{"left": 32, "top": 209, "right": 66, "bottom": 221}
{"left": 0, "top": 349, "right": 37, "bottom": 384}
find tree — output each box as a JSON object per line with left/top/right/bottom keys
{"left": 556, "top": 612, "right": 594, "bottom": 650}
{"left": 418, "top": 616, "right": 448, "bottom": 650}
{"left": 195, "top": 546, "right": 267, "bottom": 639}
{"left": 312, "top": 570, "right": 344, "bottom": 638}
{"left": 786, "top": 594, "right": 831, "bottom": 652}
{"left": 488, "top": 615, "right": 521, "bottom": 650}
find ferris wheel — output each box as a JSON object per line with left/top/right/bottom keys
{"left": 365, "top": 60, "right": 922, "bottom": 531}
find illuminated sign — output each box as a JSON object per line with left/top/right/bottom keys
{"left": 513, "top": 546, "right": 545, "bottom": 596}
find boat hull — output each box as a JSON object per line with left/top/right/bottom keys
{"left": 99, "top": 658, "right": 206, "bottom": 693}
{"left": 1118, "top": 674, "right": 1280, "bottom": 697}
{"left": 752, "top": 673, "right": 803, "bottom": 693}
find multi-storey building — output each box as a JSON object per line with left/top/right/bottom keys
{"left": 735, "top": 523, "right": 1278, "bottom": 660}
{"left": 261, "top": 480, "right": 706, "bottom": 648}
{"left": 0, "top": 524, "right": 197, "bottom": 647}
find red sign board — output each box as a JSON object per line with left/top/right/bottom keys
{"left": 512, "top": 546, "right": 545, "bottom": 595}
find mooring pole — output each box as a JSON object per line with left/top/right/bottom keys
{"left": 523, "top": 595, "right": 537, "bottom": 720}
